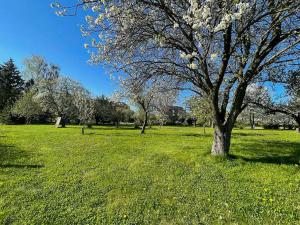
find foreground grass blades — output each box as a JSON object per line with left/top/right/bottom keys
{"left": 0, "top": 125, "right": 299, "bottom": 224}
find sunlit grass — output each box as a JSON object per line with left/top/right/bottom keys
{"left": 0, "top": 125, "right": 299, "bottom": 224}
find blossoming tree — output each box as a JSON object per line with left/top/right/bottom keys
{"left": 249, "top": 72, "right": 300, "bottom": 132}
{"left": 116, "top": 71, "right": 178, "bottom": 134}
{"left": 53, "top": 0, "right": 300, "bottom": 156}
{"left": 186, "top": 95, "right": 212, "bottom": 133}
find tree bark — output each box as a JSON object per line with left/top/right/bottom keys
{"left": 296, "top": 116, "right": 300, "bottom": 133}
{"left": 211, "top": 125, "right": 232, "bottom": 156}
{"left": 25, "top": 116, "right": 30, "bottom": 125}
{"left": 141, "top": 111, "right": 148, "bottom": 134}
{"left": 250, "top": 113, "right": 255, "bottom": 129}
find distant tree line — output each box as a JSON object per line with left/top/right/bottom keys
{"left": 1, "top": 56, "right": 298, "bottom": 132}
{"left": 0, "top": 56, "right": 134, "bottom": 126}
{"left": 0, "top": 56, "right": 190, "bottom": 128}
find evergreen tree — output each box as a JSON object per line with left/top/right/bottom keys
{"left": 0, "top": 59, "right": 24, "bottom": 111}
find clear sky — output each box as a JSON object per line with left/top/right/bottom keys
{"left": 0, "top": 0, "right": 117, "bottom": 97}
{"left": 0, "top": 1, "right": 284, "bottom": 105}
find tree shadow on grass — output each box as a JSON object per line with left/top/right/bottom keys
{"left": 0, "top": 164, "right": 44, "bottom": 169}
{"left": 139, "top": 132, "right": 212, "bottom": 138}
{"left": 65, "top": 126, "right": 147, "bottom": 132}
{"left": 232, "top": 132, "right": 268, "bottom": 137}
{"left": 84, "top": 132, "right": 141, "bottom": 137}
{"left": 182, "top": 133, "right": 212, "bottom": 138}
{"left": 231, "top": 140, "right": 300, "bottom": 165}
{"left": 0, "top": 143, "right": 44, "bottom": 169}
{"left": 91, "top": 127, "right": 154, "bottom": 131}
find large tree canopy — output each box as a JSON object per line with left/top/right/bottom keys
{"left": 54, "top": 0, "right": 300, "bottom": 155}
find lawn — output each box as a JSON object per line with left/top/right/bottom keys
{"left": 0, "top": 125, "right": 299, "bottom": 224}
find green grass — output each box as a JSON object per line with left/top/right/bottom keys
{"left": 0, "top": 125, "right": 300, "bottom": 224}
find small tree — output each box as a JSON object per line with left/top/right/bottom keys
{"left": 118, "top": 77, "right": 155, "bottom": 133}
{"left": 12, "top": 90, "right": 42, "bottom": 124}
{"left": 117, "top": 74, "right": 177, "bottom": 134}
{"left": 110, "top": 102, "right": 134, "bottom": 128}
{"left": 243, "top": 84, "right": 271, "bottom": 129}
{"left": 94, "top": 95, "right": 114, "bottom": 125}
{"left": 186, "top": 95, "right": 212, "bottom": 133}
{"left": 73, "top": 84, "right": 95, "bottom": 126}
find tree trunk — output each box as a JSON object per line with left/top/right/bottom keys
{"left": 210, "top": 119, "right": 214, "bottom": 128}
{"left": 296, "top": 116, "right": 300, "bottom": 133}
{"left": 61, "top": 118, "right": 66, "bottom": 128}
{"left": 296, "top": 113, "right": 300, "bottom": 133}
{"left": 25, "top": 116, "right": 30, "bottom": 125}
{"left": 211, "top": 125, "right": 232, "bottom": 156}
{"left": 141, "top": 111, "right": 148, "bottom": 134}
{"left": 250, "top": 113, "right": 255, "bottom": 129}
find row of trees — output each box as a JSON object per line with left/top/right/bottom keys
{"left": 1, "top": 56, "right": 297, "bottom": 134}
{"left": 0, "top": 56, "right": 196, "bottom": 132}
{"left": 0, "top": 57, "right": 134, "bottom": 126}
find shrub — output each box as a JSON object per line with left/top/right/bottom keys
{"left": 263, "top": 123, "right": 280, "bottom": 130}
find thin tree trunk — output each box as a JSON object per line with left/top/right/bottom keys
{"left": 26, "top": 116, "right": 31, "bottom": 125}
{"left": 250, "top": 113, "right": 255, "bottom": 129}
{"left": 141, "top": 111, "right": 148, "bottom": 134}
{"left": 61, "top": 118, "right": 66, "bottom": 128}
{"left": 211, "top": 125, "right": 232, "bottom": 156}
{"left": 296, "top": 116, "right": 300, "bottom": 133}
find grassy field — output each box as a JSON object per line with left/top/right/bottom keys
{"left": 0, "top": 125, "right": 299, "bottom": 224}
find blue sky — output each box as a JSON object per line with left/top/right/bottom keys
{"left": 0, "top": 0, "right": 117, "bottom": 97}
{"left": 0, "top": 1, "right": 285, "bottom": 106}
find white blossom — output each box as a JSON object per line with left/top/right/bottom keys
{"left": 85, "top": 15, "right": 94, "bottom": 23}
{"left": 92, "top": 5, "right": 100, "bottom": 12}
{"left": 210, "top": 53, "right": 218, "bottom": 61}
{"left": 214, "top": 13, "right": 233, "bottom": 32}
{"left": 95, "top": 15, "right": 103, "bottom": 25}
{"left": 180, "top": 52, "right": 193, "bottom": 60}
{"left": 188, "top": 62, "right": 197, "bottom": 69}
